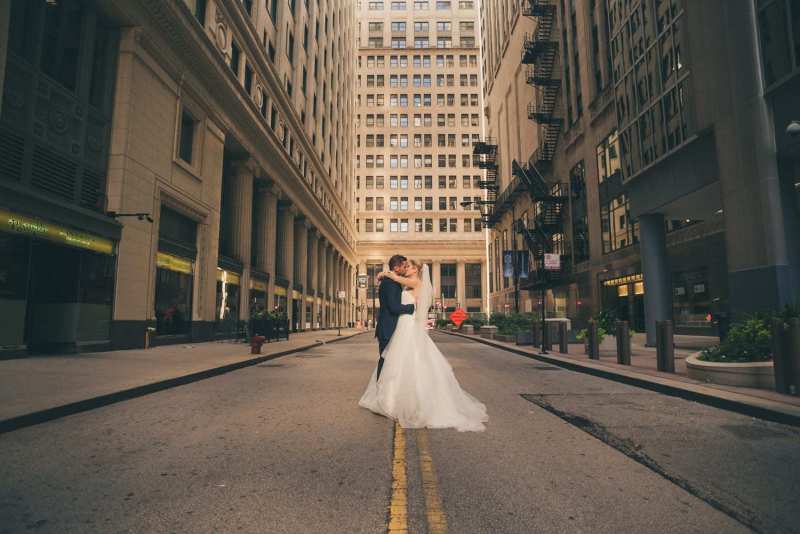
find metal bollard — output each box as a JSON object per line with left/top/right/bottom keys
{"left": 532, "top": 321, "right": 542, "bottom": 347}
{"left": 587, "top": 320, "right": 599, "bottom": 360}
{"left": 772, "top": 318, "right": 791, "bottom": 394}
{"left": 541, "top": 322, "right": 551, "bottom": 352}
{"left": 558, "top": 321, "right": 568, "bottom": 354}
{"left": 656, "top": 320, "right": 675, "bottom": 372}
{"left": 789, "top": 318, "right": 800, "bottom": 396}
{"left": 616, "top": 321, "right": 631, "bottom": 365}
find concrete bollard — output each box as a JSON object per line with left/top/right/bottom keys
{"left": 656, "top": 320, "right": 675, "bottom": 372}
{"left": 616, "top": 321, "right": 631, "bottom": 365}
{"left": 587, "top": 320, "right": 599, "bottom": 360}
{"left": 558, "top": 321, "right": 568, "bottom": 354}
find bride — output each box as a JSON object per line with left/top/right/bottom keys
{"left": 358, "top": 260, "right": 488, "bottom": 432}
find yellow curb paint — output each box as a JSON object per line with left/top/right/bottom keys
{"left": 416, "top": 429, "right": 448, "bottom": 534}
{"left": 388, "top": 422, "right": 408, "bottom": 533}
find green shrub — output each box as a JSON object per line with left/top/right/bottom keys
{"left": 596, "top": 309, "right": 617, "bottom": 333}
{"left": 576, "top": 327, "right": 607, "bottom": 345}
{"left": 436, "top": 318, "right": 451, "bottom": 329}
{"left": 700, "top": 317, "right": 772, "bottom": 363}
{"left": 489, "top": 312, "right": 535, "bottom": 335}
{"left": 463, "top": 315, "right": 487, "bottom": 329}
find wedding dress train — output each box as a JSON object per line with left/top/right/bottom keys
{"left": 359, "top": 267, "right": 488, "bottom": 432}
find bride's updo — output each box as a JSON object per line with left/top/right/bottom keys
{"left": 408, "top": 259, "right": 423, "bottom": 277}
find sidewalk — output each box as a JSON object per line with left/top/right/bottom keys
{"left": 0, "top": 328, "right": 364, "bottom": 432}
{"left": 443, "top": 330, "right": 800, "bottom": 426}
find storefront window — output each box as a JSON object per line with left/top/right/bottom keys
{"left": 672, "top": 269, "right": 711, "bottom": 326}
{"left": 0, "top": 235, "right": 30, "bottom": 346}
{"left": 215, "top": 269, "right": 241, "bottom": 335}
{"left": 250, "top": 279, "right": 267, "bottom": 317}
{"left": 76, "top": 250, "right": 115, "bottom": 342}
{"left": 155, "top": 252, "right": 194, "bottom": 336}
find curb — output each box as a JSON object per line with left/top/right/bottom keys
{"left": 440, "top": 330, "right": 800, "bottom": 428}
{"left": 0, "top": 331, "right": 366, "bottom": 435}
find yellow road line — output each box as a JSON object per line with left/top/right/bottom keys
{"left": 416, "top": 429, "right": 448, "bottom": 534}
{"left": 388, "top": 422, "right": 408, "bottom": 533}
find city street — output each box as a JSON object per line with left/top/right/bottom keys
{"left": 2, "top": 333, "right": 798, "bottom": 534}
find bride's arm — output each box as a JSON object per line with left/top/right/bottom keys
{"left": 379, "top": 270, "right": 420, "bottom": 289}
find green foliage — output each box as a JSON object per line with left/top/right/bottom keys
{"left": 700, "top": 317, "right": 772, "bottom": 363}
{"left": 779, "top": 302, "right": 800, "bottom": 322}
{"left": 436, "top": 318, "right": 451, "bottom": 329}
{"left": 596, "top": 309, "right": 617, "bottom": 333}
{"left": 267, "top": 310, "right": 287, "bottom": 322}
{"left": 576, "top": 327, "right": 607, "bottom": 344}
{"left": 489, "top": 313, "right": 535, "bottom": 335}
{"left": 463, "top": 315, "right": 487, "bottom": 329}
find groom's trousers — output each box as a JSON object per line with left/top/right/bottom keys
{"left": 376, "top": 337, "right": 390, "bottom": 379}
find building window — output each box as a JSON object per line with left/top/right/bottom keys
{"left": 178, "top": 108, "right": 196, "bottom": 164}
{"left": 601, "top": 193, "right": 638, "bottom": 253}
{"left": 441, "top": 263, "right": 456, "bottom": 298}
{"left": 465, "top": 263, "right": 481, "bottom": 298}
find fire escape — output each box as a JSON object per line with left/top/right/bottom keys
{"left": 517, "top": 0, "right": 568, "bottom": 290}
{"left": 472, "top": 138, "right": 499, "bottom": 226}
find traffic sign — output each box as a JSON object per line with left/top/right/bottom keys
{"left": 449, "top": 308, "right": 468, "bottom": 327}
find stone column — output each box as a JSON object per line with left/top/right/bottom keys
{"left": 326, "top": 247, "right": 335, "bottom": 327}
{"left": 432, "top": 261, "right": 442, "bottom": 303}
{"left": 456, "top": 261, "right": 466, "bottom": 309}
{"left": 481, "top": 258, "right": 490, "bottom": 318}
{"left": 307, "top": 229, "right": 319, "bottom": 328}
{"left": 294, "top": 217, "right": 308, "bottom": 329}
{"left": 276, "top": 202, "right": 295, "bottom": 324}
{"left": 229, "top": 161, "right": 255, "bottom": 320}
{"left": 639, "top": 214, "right": 672, "bottom": 347}
{"left": 318, "top": 239, "right": 328, "bottom": 327}
{"left": 254, "top": 184, "right": 279, "bottom": 309}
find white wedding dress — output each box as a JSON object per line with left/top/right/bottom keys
{"left": 359, "top": 266, "right": 488, "bottom": 432}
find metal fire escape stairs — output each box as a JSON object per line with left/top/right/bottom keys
{"left": 516, "top": 0, "right": 568, "bottom": 289}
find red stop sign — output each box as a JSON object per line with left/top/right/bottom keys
{"left": 449, "top": 308, "right": 468, "bottom": 327}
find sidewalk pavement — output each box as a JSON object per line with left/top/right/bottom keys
{"left": 444, "top": 330, "right": 800, "bottom": 426}
{"left": 0, "top": 328, "right": 365, "bottom": 432}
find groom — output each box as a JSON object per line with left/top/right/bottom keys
{"left": 375, "top": 255, "right": 415, "bottom": 379}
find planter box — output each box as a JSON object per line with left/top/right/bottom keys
{"left": 461, "top": 324, "right": 475, "bottom": 335}
{"left": 479, "top": 325, "right": 498, "bottom": 340}
{"left": 686, "top": 353, "right": 775, "bottom": 389}
{"left": 494, "top": 334, "right": 515, "bottom": 343}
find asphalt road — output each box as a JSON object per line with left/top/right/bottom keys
{"left": 1, "top": 332, "right": 798, "bottom": 533}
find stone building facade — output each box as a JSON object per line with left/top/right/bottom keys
{"left": 353, "top": 0, "right": 488, "bottom": 325}
{"left": 479, "top": 0, "right": 800, "bottom": 342}
{"left": 0, "top": 0, "right": 358, "bottom": 353}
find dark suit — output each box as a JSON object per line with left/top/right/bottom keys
{"left": 375, "top": 277, "right": 415, "bottom": 379}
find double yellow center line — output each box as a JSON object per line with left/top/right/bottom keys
{"left": 388, "top": 422, "right": 448, "bottom": 534}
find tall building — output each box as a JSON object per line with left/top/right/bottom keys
{"left": 479, "top": 0, "right": 800, "bottom": 343}
{"left": 0, "top": 0, "right": 358, "bottom": 354}
{"left": 353, "top": 0, "right": 488, "bottom": 326}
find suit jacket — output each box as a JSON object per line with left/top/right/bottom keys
{"left": 375, "top": 277, "right": 415, "bottom": 346}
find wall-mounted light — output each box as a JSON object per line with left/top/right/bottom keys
{"left": 107, "top": 211, "right": 154, "bottom": 223}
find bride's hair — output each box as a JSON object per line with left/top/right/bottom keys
{"left": 408, "top": 259, "right": 423, "bottom": 276}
